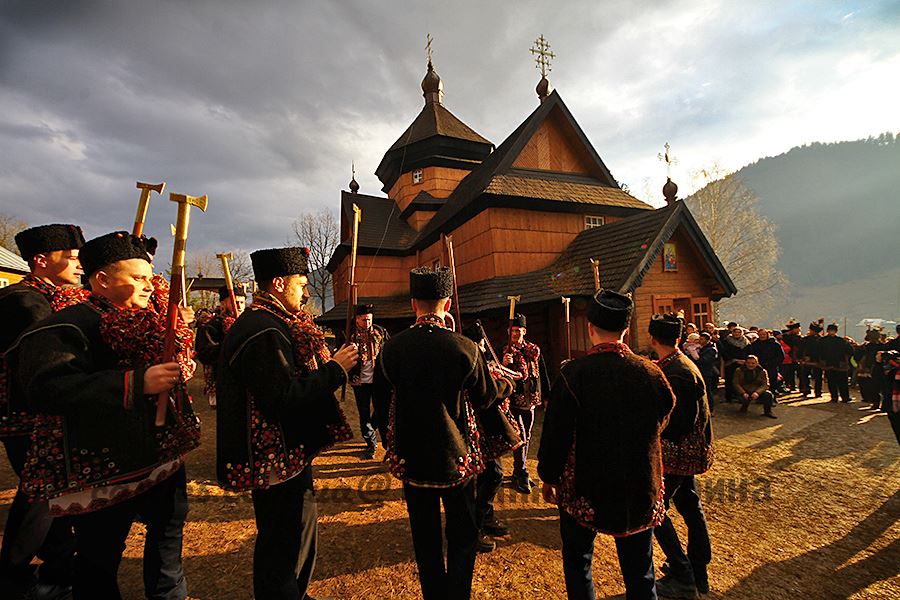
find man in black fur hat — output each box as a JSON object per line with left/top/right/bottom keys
{"left": 797, "top": 320, "right": 825, "bottom": 397}
{"left": 501, "top": 313, "right": 546, "bottom": 494}
{"left": 781, "top": 321, "right": 803, "bottom": 392}
{"left": 216, "top": 246, "right": 358, "bottom": 600}
{"left": 194, "top": 283, "right": 247, "bottom": 408}
{"left": 648, "top": 314, "right": 713, "bottom": 598}
{"left": 538, "top": 289, "right": 675, "bottom": 600}
{"left": 0, "top": 224, "right": 84, "bottom": 599}
{"left": 11, "top": 231, "right": 201, "bottom": 599}
{"left": 348, "top": 303, "right": 389, "bottom": 459}
{"left": 819, "top": 323, "right": 854, "bottom": 403}
{"left": 372, "top": 267, "right": 508, "bottom": 600}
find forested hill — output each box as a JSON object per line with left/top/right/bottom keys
{"left": 736, "top": 133, "right": 899, "bottom": 288}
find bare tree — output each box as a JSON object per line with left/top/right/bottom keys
{"left": 0, "top": 212, "right": 28, "bottom": 254}
{"left": 291, "top": 210, "right": 340, "bottom": 314}
{"left": 185, "top": 250, "right": 254, "bottom": 310}
{"left": 686, "top": 166, "right": 789, "bottom": 324}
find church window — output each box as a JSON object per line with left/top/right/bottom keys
{"left": 692, "top": 299, "right": 710, "bottom": 329}
{"left": 412, "top": 169, "right": 424, "bottom": 184}
{"left": 584, "top": 215, "right": 605, "bottom": 229}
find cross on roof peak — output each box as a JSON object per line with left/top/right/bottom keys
{"left": 426, "top": 33, "right": 434, "bottom": 66}
{"left": 530, "top": 35, "right": 555, "bottom": 78}
{"left": 658, "top": 142, "right": 678, "bottom": 177}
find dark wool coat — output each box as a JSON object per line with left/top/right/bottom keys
{"left": 373, "top": 320, "right": 504, "bottom": 488}
{"left": 748, "top": 337, "right": 785, "bottom": 371}
{"left": 782, "top": 332, "right": 804, "bottom": 362}
{"left": 216, "top": 307, "right": 349, "bottom": 491}
{"left": 658, "top": 352, "right": 713, "bottom": 476}
{"left": 696, "top": 343, "right": 719, "bottom": 379}
{"left": 855, "top": 342, "right": 885, "bottom": 379}
{"left": 194, "top": 311, "right": 228, "bottom": 368}
{"left": 718, "top": 335, "right": 749, "bottom": 366}
{"left": 796, "top": 334, "right": 822, "bottom": 365}
{"left": 12, "top": 303, "right": 200, "bottom": 507}
{"left": 0, "top": 283, "right": 52, "bottom": 436}
{"left": 817, "top": 335, "right": 854, "bottom": 371}
{"left": 537, "top": 348, "right": 675, "bottom": 535}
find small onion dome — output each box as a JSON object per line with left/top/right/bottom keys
{"left": 663, "top": 177, "right": 678, "bottom": 205}
{"left": 536, "top": 75, "right": 552, "bottom": 101}
{"left": 349, "top": 176, "right": 360, "bottom": 194}
{"left": 421, "top": 61, "right": 443, "bottom": 104}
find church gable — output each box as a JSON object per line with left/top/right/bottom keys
{"left": 512, "top": 107, "right": 599, "bottom": 176}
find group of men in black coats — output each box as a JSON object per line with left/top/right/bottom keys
{"left": 1, "top": 221, "right": 718, "bottom": 600}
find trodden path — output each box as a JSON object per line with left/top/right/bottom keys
{"left": 2, "top": 383, "right": 898, "bottom": 599}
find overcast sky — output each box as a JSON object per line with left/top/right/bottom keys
{"left": 1, "top": 0, "right": 898, "bottom": 256}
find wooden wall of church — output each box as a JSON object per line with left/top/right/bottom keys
{"left": 630, "top": 228, "right": 715, "bottom": 351}
{"left": 512, "top": 109, "right": 597, "bottom": 175}
{"left": 332, "top": 254, "right": 417, "bottom": 305}
{"left": 389, "top": 166, "right": 471, "bottom": 213}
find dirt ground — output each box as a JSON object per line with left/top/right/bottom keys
{"left": 2, "top": 379, "right": 899, "bottom": 599}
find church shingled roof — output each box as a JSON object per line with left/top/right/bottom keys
{"left": 317, "top": 202, "right": 736, "bottom": 324}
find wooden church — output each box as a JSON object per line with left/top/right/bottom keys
{"left": 318, "top": 45, "right": 735, "bottom": 370}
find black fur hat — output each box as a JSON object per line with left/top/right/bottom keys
{"left": 354, "top": 303, "right": 374, "bottom": 316}
{"left": 409, "top": 267, "right": 453, "bottom": 300}
{"left": 784, "top": 321, "right": 801, "bottom": 331}
{"left": 218, "top": 283, "right": 246, "bottom": 301}
{"left": 809, "top": 319, "right": 824, "bottom": 333}
{"left": 826, "top": 322, "right": 839, "bottom": 332}
{"left": 649, "top": 313, "right": 683, "bottom": 342}
{"left": 15, "top": 224, "right": 85, "bottom": 260}
{"left": 79, "top": 232, "right": 157, "bottom": 278}
{"left": 512, "top": 313, "right": 527, "bottom": 328}
{"left": 250, "top": 247, "right": 309, "bottom": 282}
{"left": 587, "top": 289, "right": 633, "bottom": 332}
{"left": 462, "top": 320, "right": 485, "bottom": 344}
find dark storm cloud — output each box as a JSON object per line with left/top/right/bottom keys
{"left": 0, "top": 0, "right": 897, "bottom": 256}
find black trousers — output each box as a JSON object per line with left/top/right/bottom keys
{"left": 800, "top": 365, "right": 822, "bottom": 396}
{"left": 701, "top": 372, "right": 718, "bottom": 412}
{"left": 71, "top": 465, "right": 188, "bottom": 600}
{"left": 353, "top": 383, "right": 378, "bottom": 450}
{"left": 764, "top": 366, "right": 780, "bottom": 393}
{"left": 475, "top": 459, "right": 504, "bottom": 529}
{"left": 251, "top": 466, "right": 317, "bottom": 600}
{"left": 723, "top": 364, "right": 740, "bottom": 401}
{"left": 653, "top": 475, "right": 711, "bottom": 589}
{"left": 825, "top": 370, "right": 851, "bottom": 402}
{"left": 510, "top": 407, "right": 535, "bottom": 476}
{"left": 403, "top": 479, "right": 478, "bottom": 600}
{"left": 781, "top": 363, "right": 797, "bottom": 390}
{"left": 740, "top": 390, "right": 775, "bottom": 414}
{"left": 0, "top": 436, "right": 75, "bottom": 586}
{"left": 857, "top": 377, "right": 881, "bottom": 406}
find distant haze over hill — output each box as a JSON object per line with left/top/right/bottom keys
{"left": 737, "top": 134, "right": 899, "bottom": 288}
{"left": 728, "top": 133, "right": 899, "bottom": 331}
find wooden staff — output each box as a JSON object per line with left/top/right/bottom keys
{"left": 506, "top": 295, "right": 520, "bottom": 360}
{"left": 217, "top": 252, "right": 239, "bottom": 317}
{"left": 133, "top": 181, "right": 166, "bottom": 237}
{"left": 590, "top": 258, "right": 601, "bottom": 292}
{"left": 441, "top": 234, "right": 463, "bottom": 330}
{"left": 341, "top": 203, "right": 362, "bottom": 403}
{"left": 156, "top": 192, "right": 208, "bottom": 427}
{"left": 561, "top": 296, "right": 571, "bottom": 360}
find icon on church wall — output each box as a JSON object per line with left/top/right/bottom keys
{"left": 663, "top": 243, "right": 677, "bottom": 272}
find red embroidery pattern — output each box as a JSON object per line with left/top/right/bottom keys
{"left": 221, "top": 293, "right": 351, "bottom": 490}
{"left": 1, "top": 276, "right": 89, "bottom": 437}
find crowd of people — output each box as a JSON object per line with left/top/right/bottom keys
{"left": 673, "top": 319, "right": 900, "bottom": 425}
{"left": 0, "top": 222, "right": 897, "bottom": 600}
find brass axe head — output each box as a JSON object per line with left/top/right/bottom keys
{"left": 216, "top": 252, "right": 233, "bottom": 261}
{"left": 170, "top": 193, "right": 208, "bottom": 212}
{"left": 136, "top": 181, "right": 166, "bottom": 195}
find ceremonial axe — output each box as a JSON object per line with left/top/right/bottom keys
{"left": 590, "top": 258, "right": 601, "bottom": 292}
{"left": 133, "top": 181, "right": 166, "bottom": 237}
{"left": 217, "top": 252, "right": 239, "bottom": 318}
{"left": 156, "top": 192, "right": 208, "bottom": 427}
{"left": 561, "top": 296, "right": 571, "bottom": 360}
{"left": 506, "top": 295, "right": 520, "bottom": 358}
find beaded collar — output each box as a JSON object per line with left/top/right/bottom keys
{"left": 413, "top": 313, "right": 448, "bottom": 329}
{"left": 21, "top": 273, "right": 89, "bottom": 312}
{"left": 656, "top": 349, "right": 683, "bottom": 368}
{"left": 586, "top": 341, "right": 632, "bottom": 356}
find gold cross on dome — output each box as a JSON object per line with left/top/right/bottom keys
{"left": 658, "top": 142, "right": 677, "bottom": 177}
{"left": 530, "top": 35, "right": 555, "bottom": 77}
{"left": 426, "top": 33, "right": 433, "bottom": 65}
